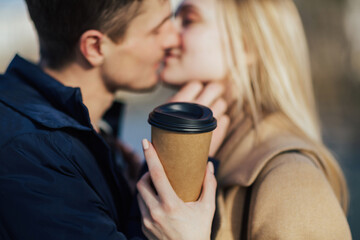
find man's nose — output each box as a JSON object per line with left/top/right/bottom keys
{"left": 160, "top": 19, "right": 181, "bottom": 50}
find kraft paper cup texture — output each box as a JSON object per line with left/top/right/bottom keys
{"left": 151, "top": 126, "right": 213, "bottom": 202}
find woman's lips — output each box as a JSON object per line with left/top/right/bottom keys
{"left": 165, "top": 48, "right": 181, "bottom": 61}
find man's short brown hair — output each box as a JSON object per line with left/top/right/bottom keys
{"left": 25, "top": 0, "right": 143, "bottom": 69}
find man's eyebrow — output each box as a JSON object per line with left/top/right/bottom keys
{"left": 153, "top": 13, "right": 173, "bottom": 30}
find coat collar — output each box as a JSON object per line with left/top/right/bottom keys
{"left": 216, "top": 111, "right": 322, "bottom": 188}
{"left": 0, "top": 55, "right": 93, "bottom": 131}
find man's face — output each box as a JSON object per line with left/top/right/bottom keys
{"left": 101, "top": 0, "right": 180, "bottom": 92}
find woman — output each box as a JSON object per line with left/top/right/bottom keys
{"left": 161, "top": 0, "right": 352, "bottom": 238}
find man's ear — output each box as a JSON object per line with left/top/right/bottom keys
{"left": 79, "top": 30, "right": 105, "bottom": 67}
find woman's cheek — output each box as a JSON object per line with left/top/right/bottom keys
{"left": 183, "top": 29, "right": 212, "bottom": 63}
{"left": 184, "top": 31, "right": 225, "bottom": 81}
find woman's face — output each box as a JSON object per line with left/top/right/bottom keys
{"left": 161, "top": 0, "right": 227, "bottom": 85}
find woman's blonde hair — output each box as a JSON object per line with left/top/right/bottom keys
{"left": 218, "top": 0, "right": 349, "bottom": 212}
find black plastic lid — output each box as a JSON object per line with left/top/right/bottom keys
{"left": 148, "top": 102, "right": 217, "bottom": 133}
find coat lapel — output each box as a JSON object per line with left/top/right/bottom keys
{"left": 213, "top": 112, "right": 324, "bottom": 240}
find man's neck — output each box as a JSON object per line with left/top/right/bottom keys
{"left": 43, "top": 62, "right": 114, "bottom": 132}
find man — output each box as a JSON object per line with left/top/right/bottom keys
{"left": 0, "top": 0, "right": 227, "bottom": 239}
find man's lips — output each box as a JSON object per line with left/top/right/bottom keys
{"left": 154, "top": 62, "right": 160, "bottom": 69}
{"left": 165, "top": 48, "right": 182, "bottom": 60}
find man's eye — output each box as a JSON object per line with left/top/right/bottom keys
{"left": 152, "top": 28, "right": 161, "bottom": 35}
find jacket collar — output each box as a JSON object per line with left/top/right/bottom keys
{"left": 0, "top": 55, "right": 93, "bottom": 131}
{"left": 216, "top": 112, "right": 322, "bottom": 188}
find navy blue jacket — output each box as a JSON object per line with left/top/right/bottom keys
{"left": 0, "top": 56, "right": 141, "bottom": 239}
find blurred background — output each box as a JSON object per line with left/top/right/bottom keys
{"left": 0, "top": 0, "right": 359, "bottom": 237}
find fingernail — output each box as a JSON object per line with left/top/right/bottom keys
{"left": 142, "top": 139, "right": 149, "bottom": 150}
{"left": 208, "top": 162, "right": 214, "bottom": 174}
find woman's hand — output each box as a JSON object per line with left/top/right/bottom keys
{"left": 169, "top": 82, "right": 230, "bottom": 157}
{"left": 137, "top": 139, "right": 217, "bottom": 240}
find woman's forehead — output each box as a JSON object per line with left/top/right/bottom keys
{"left": 176, "top": 0, "right": 218, "bottom": 17}
{"left": 171, "top": 0, "right": 184, "bottom": 10}
{"left": 175, "top": 0, "right": 215, "bottom": 12}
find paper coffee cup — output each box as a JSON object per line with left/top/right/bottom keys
{"left": 148, "top": 102, "right": 217, "bottom": 202}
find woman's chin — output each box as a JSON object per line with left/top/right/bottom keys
{"left": 160, "top": 69, "right": 189, "bottom": 86}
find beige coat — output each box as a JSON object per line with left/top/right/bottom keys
{"left": 212, "top": 110, "right": 352, "bottom": 240}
